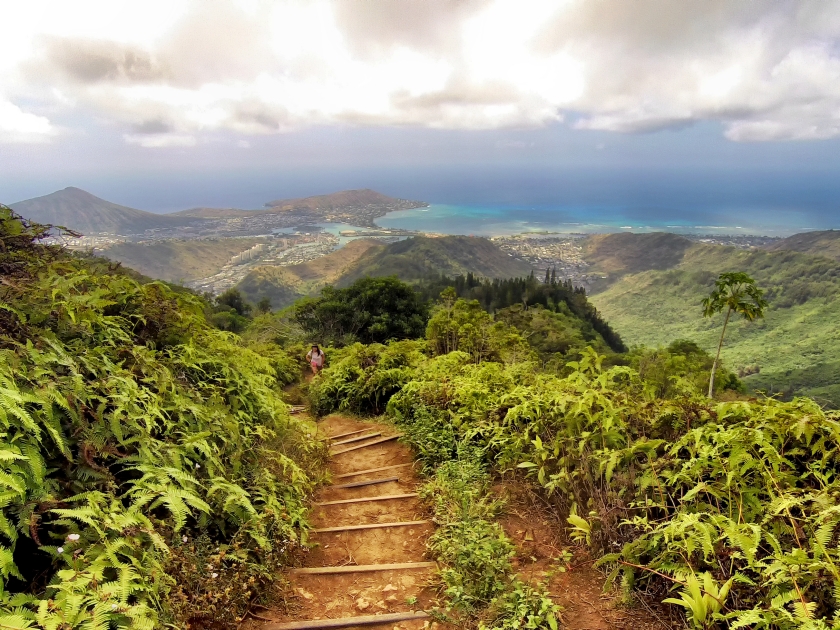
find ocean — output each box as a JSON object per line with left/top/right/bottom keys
{"left": 7, "top": 165, "right": 840, "bottom": 237}
{"left": 376, "top": 203, "right": 835, "bottom": 237}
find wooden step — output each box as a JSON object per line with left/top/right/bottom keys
{"left": 262, "top": 610, "right": 429, "bottom": 629}
{"left": 311, "top": 520, "right": 430, "bottom": 534}
{"left": 315, "top": 493, "right": 418, "bottom": 507}
{"left": 289, "top": 562, "right": 436, "bottom": 575}
{"left": 334, "top": 463, "right": 414, "bottom": 479}
{"left": 330, "top": 476, "right": 398, "bottom": 490}
{"left": 327, "top": 428, "right": 372, "bottom": 440}
{"left": 331, "top": 435, "right": 400, "bottom": 455}
{"left": 330, "top": 432, "right": 381, "bottom": 447}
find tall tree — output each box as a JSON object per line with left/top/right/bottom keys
{"left": 702, "top": 272, "right": 768, "bottom": 397}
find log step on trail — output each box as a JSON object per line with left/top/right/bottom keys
{"left": 311, "top": 520, "right": 429, "bottom": 534}
{"left": 327, "top": 428, "right": 371, "bottom": 440}
{"left": 289, "top": 562, "right": 436, "bottom": 575}
{"left": 262, "top": 611, "right": 430, "bottom": 630}
{"left": 330, "top": 435, "right": 401, "bottom": 455}
{"left": 333, "top": 462, "right": 414, "bottom": 479}
{"left": 265, "top": 418, "right": 434, "bottom": 630}
{"left": 329, "top": 476, "right": 398, "bottom": 490}
{"left": 315, "top": 493, "right": 418, "bottom": 507}
{"left": 329, "top": 432, "right": 381, "bottom": 446}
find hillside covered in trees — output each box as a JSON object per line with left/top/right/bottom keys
{"left": 300, "top": 280, "right": 840, "bottom": 630}
{"left": 587, "top": 236, "right": 840, "bottom": 406}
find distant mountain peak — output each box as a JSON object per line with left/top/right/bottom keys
{"left": 9, "top": 187, "right": 185, "bottom": 235}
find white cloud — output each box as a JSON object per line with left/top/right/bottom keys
{"left": 0, "top": 101, "right": 55, "bottom": 143}
{"left": 3, "top": 0, "right": 840, "bottom": 144}
{"left": 123, "top": 132, "right": 196, "bottom": 147}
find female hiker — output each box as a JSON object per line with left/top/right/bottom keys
{"left": 306, "top": 345, "right": 325, "bottom": 375}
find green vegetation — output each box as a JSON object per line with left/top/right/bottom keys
{"left": 102, "top": 238, "right": 266, "bottom": 283}
{"left": 294, "top": 277, "right": 429, "bottom": 346}
{"left": 627, "top": 339, "right": 743, "bottom": 399}
{"left": 702, "top": 272, "right": 768, "bottom": 397}
{"left": 237, "top": 239, "right": 384, "bottom": 309}
{"left": 0, "top": 208, "right": 321, "bottom": 629}
{"left": 419, "top": 272, "right": 626, "bottom": 353}
{"left": 336, "top": 236, "right": 533, "bottom": 285}
{"left": 311, "top": 331, "right": 840, "bottom": 629}
{"left": 589, "top": 242, "right": 840, "bottom": 406}
{"left": 767, "top": 229, "right": 840, "bottom": 262}
{"left": 419, "top": 459, "right": 560, "bottom": 629}
{"left": 208, "top": 287, "right": 254, "bottom": 333}
{"left": 257, "top": 270, "right": 623, "bottom": 381}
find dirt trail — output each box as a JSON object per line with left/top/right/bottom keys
{"left": 252, "top": 415, "right": 439, "bottom": 630}
{"left": 249, "top": 414, "right": 666, "bottom": 630}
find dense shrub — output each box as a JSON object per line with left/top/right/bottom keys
{"left": 293, "top": 276, "right": 428, "bottom": 346}
{"left": 388, "top": 347, "right": 840, "bottom": 629}
{"left": 418, "top": 272, "right": 626, "bottom": 352}
{"left": 0, "top": 208, "right": 323, "bottom": 629}
{"left": 308, "top": 340, "right": 426, "bottom": 416}
{"left": 311, "top": 329, "right": 840, "bottom": 628}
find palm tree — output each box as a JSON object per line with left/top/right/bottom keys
{"left": 702, "top": 272, "right": 768, "bottom": 398}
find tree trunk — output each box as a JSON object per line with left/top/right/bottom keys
{"left": 708, "top": 307, "right": 732, "bottom": 398}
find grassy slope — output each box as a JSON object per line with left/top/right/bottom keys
{"left": 337, "top": 235, "right": 533, "bottom": 286}
{"left": 581, "top": 232, "right": 695, "bottom": 292}
{"left": 589, "top": 243, "right": 840, "bottom": 406}
{"left": 101, "top": 238, "right": 265, "bottom": 282}
{"left": 237, "top": 239, "right": 385, "bottom": 308}
{"left": 766, "top": 229, "right": 840, "bottom": 261}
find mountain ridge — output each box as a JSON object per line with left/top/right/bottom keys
{"left": 585, "top": 235, "right": 840, "bottom": 406}
{"left": 336, "top": 235, "right": 533, "bottom": 286}
{"left": 10, "top": 187, "right": 191, "bottom": 235}
{"left": 765, "top": 229, "right": 840, "bottom": 261}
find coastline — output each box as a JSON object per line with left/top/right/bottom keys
{"left": 373, "top": 203, "right": 834, "bottom": 238}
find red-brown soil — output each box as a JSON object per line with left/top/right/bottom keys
{"left": 247, "top": 415, "right": 672, "bottom": 630}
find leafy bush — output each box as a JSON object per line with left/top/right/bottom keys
{"left": 0, "top": 208, "right": 323, "bottom": 629}
{"left": 308, "top": 340, "right": 426, "bottom": 416}
{"left": 418, "top": 271, "right": 626, "bottom": 353}
{"left": 628, "top": 339, "right": 743, "bottom": 398}
{"left": 426, "top": 290, "right": 532, "bottom": 364}
{"left": 293, "top": 276, "right": 429, "bottom": 346}
{"left": 387, "top": 344, "right": 840, "bottom": 628}
{"left": 418, "top": 458, "right": 559, "bottom": 627}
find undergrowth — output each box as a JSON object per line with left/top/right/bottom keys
{"left": 0, "top": 208, "right": 325, "bottom": 629}
{"left": 313, "top": 333, "right": 840, "bottom": 629}
{"left": 418, "top": 456, "right": 561, "bottom": 629}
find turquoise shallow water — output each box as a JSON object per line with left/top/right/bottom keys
{"left": 376, "top": 203, "right": 831, "bottom": 237}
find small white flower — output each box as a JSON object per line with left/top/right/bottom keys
{"left": 195, "top": 463, "right": 201, "bottom": 469}
{"left": 211, "top": 572, "right": 218, "bottom": 579}
{"left": 67, "top": 533, "right": 80, "bottom": 541}
{"left": 57, "top": 547, "right": 64, "bottom": 553}
{"left": 182, "top": 535, "right": 188, "bottom": 543}
{"left": 111, "top": 604, "right": 118, "bottom": 610}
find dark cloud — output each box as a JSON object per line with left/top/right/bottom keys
{"left": 132, "top": 119, "right": 172, "bottom": 134}
{"left": 41, "top": 37, "right": 167, "bottom": 83}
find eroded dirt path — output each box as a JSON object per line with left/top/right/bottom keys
{"left": 253, "top": 415, "right": 439, "bottom": 630}
{"left": 248, "top": 413, "right": 667, "bottom": 630}
{"left": 496, "top": 483, "right": 671, "bottom": 630}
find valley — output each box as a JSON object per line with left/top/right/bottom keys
{"left": 6, "top": 185, "right": 840, "bottom": 408}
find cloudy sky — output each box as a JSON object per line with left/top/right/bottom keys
{"left": 3, "top": 0, "right": 840, "bottom": 212}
